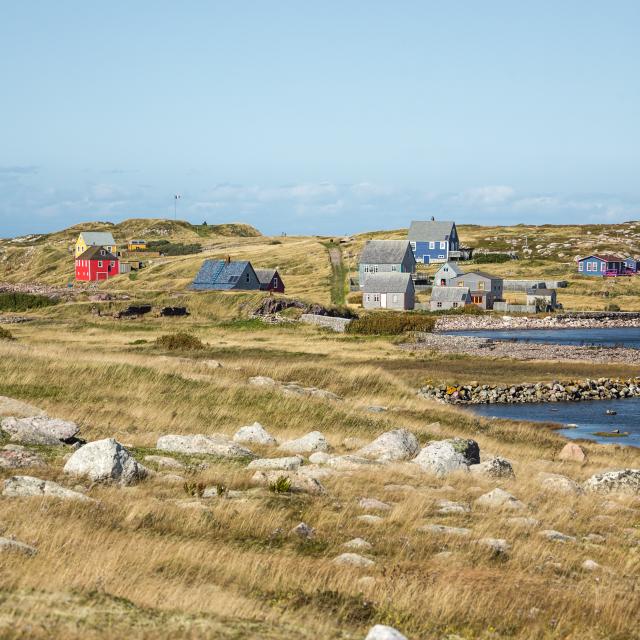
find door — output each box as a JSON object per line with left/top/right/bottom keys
{"left": 380, "top": 293, "right": 387, "bottom": 308}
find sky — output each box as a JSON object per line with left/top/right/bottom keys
{"left": 1, "top": 1, "right": 639, "bottom": 238}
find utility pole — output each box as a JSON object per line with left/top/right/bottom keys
{"left": 174, "top": 194, "right": 181, "bottom": 220}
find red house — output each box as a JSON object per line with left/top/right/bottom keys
{"left": 75, "top": 246, "right": 119, "bottom": 282}
{"left": 254, "top": 268, "right": 285, "bottom": 293}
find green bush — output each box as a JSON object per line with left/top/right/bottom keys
{"left": 346, "top": 312, "right": 436, "bottom": 335}
{"left": 0, "top": 326, "right": 14, "bottom": 341}
{"left": 269, "top": 476, "right": 292, "bottom": 494}
{"left": 0, "top": 292, "right": 58, "bottom": 312}
{"left": 155, "top": 332, "right": 206, "bottom": 351}
{"left": 146, "top": 240, "right": 202, "bottom": 256}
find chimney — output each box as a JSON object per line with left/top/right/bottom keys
{"left": 431, "top": 216, "right": 435, "bottom": 221}
{"left": 226, "top": 255, "right": 231, "bottom": 264}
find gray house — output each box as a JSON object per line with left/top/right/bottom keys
{"left": 362, "top": 273, "right": 415, "bottom": 310}
{"left": 430, "top": 286, "right": 472, "bottom": 311}
{"left": 191, "top": 259, "right": 261, "bottom": 291}
{"left": 433, "top": 261, "right": 464, "bottom": 286}
{"left": 448, "top": 271, "right": 503, "bottom": 310}
{"left": 358, "top": 240, "right": 416, "bottom": 289}
{"left": 526, "top": 288, "right": 557, "bottom": 311}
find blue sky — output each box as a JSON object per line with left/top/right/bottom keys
{"left": 1, "top": 1, "right": 638, "bottom": 237}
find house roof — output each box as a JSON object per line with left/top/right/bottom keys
{"left": 359, "top": 240, "right": 413, "bottom": 265}
{"left": 192, "top": 259, "right": 254, "bottom": 290}
{"left": 362, "top": 272, "right": 414, "bottom": 293}
{"left": 580, "top": 254, "right": 625, "bottom": 263}
{"left": 434, "top": 261, "right": 464, "bottom": 277}
{"left": 408, "top": 220, "right": 455, "bottom": 241}
{"left": 254, "top": 268, "right": 278, "bottom": 285}
{"left": 78, "top": 231, "right": 116, "bottom": 246}
{"left": 76, "top": 246, "right": 117, "bottom": 261}
{"left": 453, "top": 270, "right": 501, "bottom": 281}
{"left": 430, "top": 286, "right": 470, "bottom": 302}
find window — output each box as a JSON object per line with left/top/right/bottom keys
{"left": 437, "top": 301, "right": 443, "bottom": 308}
{"left": 98, "top": 261, "right": 103, "bottom": 267}
{"left": 110, "top": 261, "right": 115, "bottom": 267}
{"left": 440, "top": 241, "right": 446, "bottom": 249}
{"left": 429, "top": 241, "right": 435, "bottom": 249}
{"left": 457, "top": 281, "right": 464, "bottom": 287}
{"left": 391, "top": 265, "right": 398, "bottom": 271}
{"left": 245, "top": 273, "right": 250, "bottom": 282}
{"left": 438, "top": 254, "right": 444, "bottom": 259}
{"left": 452, "top": 302, "right": 458, "bottom": 308}
{"left": 472, "top": 295, "right": 483, "bottom": 304}
{"left": 373, "top": 294, "right": 380, "bottom": 302}
{"left": 392, "top": 294, "right": 398, "bottom": 303}
{"left": 410, "top": 241, "right": 416, "bottom": 251}
{"left": 478, "top": 281, "right": 485, "bottom": 290}
{"left": 272, "top": 277, "right": 278, "bottom": 286}
{"left": 578, "top": 262, "right": 584, "bottom": 271}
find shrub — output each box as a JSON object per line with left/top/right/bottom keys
{"left": 269, "top": 476, "right": 292, "bottom": 494}
{"left": 0, "top": 292, "right": 58, "bottom": 312}
{"left": 0, "top": 326, "right": 14, "bottom": 341}
{"left": 183, "top": 481, "right": 205, "bottom": 497}
{"left": 155, "top": 333, "right": 206, "bottom": 351}
{"left": 146, "top": 240, "right": 202, "bottom": 256}
{"left": 346, "top": 312, "right": 436, "bottom": 335}
{"left": 347, "top": 292, "right": 363, "bottom": 305}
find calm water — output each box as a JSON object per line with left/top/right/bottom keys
{"left": 467, "top": 398, "right": 640, "bottom": 446}
{"left": 443, "top": 327, "right": 640, "bottom": 349}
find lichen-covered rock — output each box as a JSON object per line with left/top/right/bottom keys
{"left": 233, "top": 422, "right": 277, "bottom": 446}
{"left": 248, "top": 376, "right": 277, "bottom": 386}
{"left": 0, "top": 445, "right": 45, "bottom": 469}
{"left": 359, "top": 497, "right": 392, "bottom": 512}
{"left": 247, "top": 456, "right": 303, "bottom": 471}
{"left": 0, "top": 416, "right": 79, "bottom": 445}
{"left": 413, "top": 438, "right": 480, "bottom": 476}
{"left": 470, "top": 456, "right": 515, "bottom": 479}
{"left": 291, "top": 522, "right": 315, "bottom": 539}
{"left": 558, "top": 442, "right": 587, "bottom": 463}
{"left": 332, "top": 552, "right": 375, "bottom": 568}
{"left": 417, "top": 523, "right": 471, "bottom": 536}
{"left": 0, "top": 396, "right": 45, "bottom": 419}
{"left": 0, "top": 537, "right": 37, "bottom": 556}
{"left": 583, "top": 469, "right": 640, "bottom": 494}
{"left": 309, "top": 452, "right": 331, "bottom": 464}
{"left": 357, "top": 429, "right": 419, "bottom": 462}
{"left": 278, "top": 431, "right": 329, "bottom": 454}
{"left": 540, "top": 529, "right": 576, "bottom": 543}
{"left": 365, "top": 624, "right": 408, "bottom": 640}
{"left": 475, "top": 488, "right": 526, "bottom": 510}
{"left": 436, "top": 499, "right": 470, "bottom": 514}
{"left": 478, "top": 537, "right": 510, "bottom": 554}
{"left": 3, "top": 475, "right": 92, "bottom": 501}
{"left": 357, "top": 514, "right": 384, "bottom": 525}
{"left": 343, "top": 537, "right": 372, "bottom": 550}
{"left": 156, "top": 434, "right": 255, "bottom": 459}
{"left": 538, "top": 472, "right": 582, "bottom": 495}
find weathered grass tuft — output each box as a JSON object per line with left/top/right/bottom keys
{"left": 155, "top": 332, "right": 206, "bottom": 351}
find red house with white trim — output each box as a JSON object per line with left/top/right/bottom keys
{"left": 75, "top": 246, "right": 119, "bottom": 282}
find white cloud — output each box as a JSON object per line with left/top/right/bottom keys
{"left": 452, "top": 185, "right": 516, "bottom": 206}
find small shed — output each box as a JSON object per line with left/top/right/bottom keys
{"left": 254, "top": 268, "right": 285, "bottom": 293}
{"left": 362, "top": 273, "right": 415, "bottom": 310}
{"left": 430, "top": 286, "right": 471, "bottom": 311}
{"left": 526, "top": 288, "right": 557, "bottom": 311}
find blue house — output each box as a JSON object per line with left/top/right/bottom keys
{"left": 577, "top": 254, "right": 626, "bottom": 277}
{"left": 407, "top": 219, "right": 460, "bottom": 264}
{"left": 191, "top": 258, "right": 261, "bottom": 290}
{"left": 624, "top": 256, "right": 638, "bottom": 273}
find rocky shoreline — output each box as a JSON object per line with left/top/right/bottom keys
{"left": 419, "top": 377, "right": 640, "bottom": 405}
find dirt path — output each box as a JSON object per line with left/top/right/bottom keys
{"left": 325, "top": 245, "right": 347, "bottom": 304}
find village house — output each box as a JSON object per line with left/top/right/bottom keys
{"left": 577, "top": 254, "right": 627, "bottom": 277}
{"left": 448, "top": 271, "right": 503, "bottom": 310}
{"left": 190, "top": 258, "right": 261, "bottom": 291}
{"left": 433, "top": 261, "right": 464, "bottom": 286}
{"left": 407, "top": 219, "right": 460, "bottom": 264}
{"left": 75, "top": 231, "right": 117, "bottom": 257}
{"left": 358, "top": 240, "right": 416, "bottom": 288}
{"left": 526, "top": 287, "right": 558, "bottom": 311}
{"left": 254, "top": 268, "right": 285, "bottom": 293}
{"left": 75, "top": 246, "right": 119, "bottom": 282}
{"left": 430, "top": 285, "right": 471, "bottom": 311}
{"left": 128, "top": 239, "right": 147, "bottom": 251}
{"left": 624, "top": 256, "right": 638, "bottom": 273}
{"left": 362, "top": 272, "right": 415, "bottom": 310}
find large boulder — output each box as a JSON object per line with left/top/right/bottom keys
{"left": 413, "top": 438, "right": 480, "bottom": 476}
{"left": 332, "top": 553, "right": 375, "bottom": 568}
{"left": 365, "top": 625, "right": 408, "bottom": 640}
{"left": 0, "top": 416, "right": 79, "bottom": 445}
{"left": 156, "top": 434, "right": 255, "bottom": 459}
{"left": 278, "top": 431, "right": 329, "bottom": 454}
{"left": 357, "top": 429, "right": 420, "bottom": 462}
{"left": 3, "top": 475, "right": 92, "bottom": 501}
{"left": 0, "top": 396, "right": 45, "bottom": 418}
{"left": 233, "top": 422, "right": 277, "bottom": 446}
{"left": 470, "top": 456, "right": 515, "bottom": 479}
{"left": 475, "top": 488, "right": 526, "bottom": 510}
{"left": 583, "top": 469, "right": 640, "bottom": 494}
{"left": 247, "top": 456, "right": 303, "bottom": 471}
{"left": 63, "top": 438, "right": 147, "bottom": 485}
{"left": 558, "top": 442, "right": 587, "bottom": 463}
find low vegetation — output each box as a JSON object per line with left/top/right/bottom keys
{"left": 146, "top": 239, "right": 203, "bottom": 256}
{"left": 0, "top": 292, "right": 58, "bottom": 312}
{"left": 346, "top": 312, "right": 436, "bottom": 335}
{"left": 0, "top": 326, "right": 14, "bottom": 340}
{"left": 155, "top": 332, "right": 206, "bottom": 351}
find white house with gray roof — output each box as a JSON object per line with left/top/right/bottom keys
{"left": 408, "top": 219, "right": 459, "bottom": 264}
{"left": 362, "top": 272, "right": 415, "bottom": 310}
{"left": 430, "top": 286, "right": 472, "bottom": 311}
{"left": 433, "top": 261, "right": 464, "bottom": 286}
{"left": 358, "top": 240, "right": 416, "bottom": 289}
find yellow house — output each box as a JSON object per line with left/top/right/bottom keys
{"left": 75, "top": 232, "right": 117, "bottom": 257}
{"left": 128, "top": 239, "right": 147, "bottom": 251}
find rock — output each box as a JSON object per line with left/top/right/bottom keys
{"left": 470, "top": 456, "right": 515, "bottom": 479}
{"left": 233, "top": 422, "right": 277, "bottom": 446}
{"left": 291, "top": 522, "right": 315, "bottom": 539}
{"left": 0, "top": 446, "right": 45, "bottom": 469}
{"left": 537, "top": 472, "right": 583, "bottom": 495}
{"left": 540, "top": 529, "right": 576, "bottom": 543}
{"left": 359, "top": 498, "right": 392, "bottom": 512}
{"left": 202, "top": 486, "right": 246, "bottom": 499}
{"left": 366, "top": 406, "right": 388, "bottom": 413}
{"left": 0, "top": 416, "right": 79, "bottom": 445}
{"left": 0, "top": 396, "right": 45, "bottom": 418}
{"left": 583, "top": 469, "right": 640, "bottom": 494}
{"left": 0, "top": 537, "right": 37, "bottom": 556}
{"left": 582, "top": 559, "right": 601, "bottom": 571}
{"left": 558, "top": 442, "right": 587, "bottom": 463}
{"left": 333, "top": 553, "right": 375, "bottom": 568}
{"left": 63, "top": 438, "right": 147, "bottom": 486}
{"left": 343, "top": 537, "right": 372, "bottom": 550}
{"left": 203, "top": 359, "right": 223, "bottom": 368}
{"left": 357, "top": 429, "right": 419, "bottom": 462}
{"left": 297, "top": 464, "right": 336, "bottom": 480}
{"left": 143, "top": 455, "right": 185, "bottom": 470}
{"left": 417, "top": 524, "right": 472, "bottom": 536}
{"left": 156, "top": 434, "right": 255, "bottom": 459}
{"left": 3, "top": 475, "right": 92, "bottom": 501}
{"left": 583, "top": 533, "right": 606, "bottom": 544}
{"left": 357, "top": 515, "right": 384, "bottom": 525}
{"left": 436, "top": 499, "right": 470, "bottom": 514}
{"left": 250, "top": 470, "right": 325, "bottom": 494}
{"left": 325, "top": 455, "right": 377, "bottom": 471}
{"left": 248, "top": 376, "right": 277, "bottom": 386}
{"left": 159, "top": 474, "right": 185, "bottom": 485}
{"left": 414, "top": 438, "right": 480, "bottom": 476}
{"left": 365, "top": 625, "right": 408, "bottom": 640}
{"left": 307, "top": 388, "right": 342, "bottom": 402}
{"left": 506, "top": 516, "right": 540, "bottom": 529}
{"left": 247, "top": 456, "right": 304, "bottom": 471}
{"left": 475, "top": 488, "right": 526, "bottom": 510}
{"left": 478, "top": 537, "right": 510, "bottom": 554}
{"left": 309, "top": 452, "right": 331, "bottom": 464}
{"left": 278, "top": 431, "right": 329, "bottom": 454}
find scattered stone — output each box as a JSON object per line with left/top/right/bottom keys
{"left": 247, "top": 456, "right": 303, "bottom": 471}
{"left": 0, "top": 446, "right": 45, "bottom": 469}
{"left": 478, "top": 537, "right": 510, "bottom": 554}
{"left": 343, "top": 537, "right": 372, "bottom": 550}
{"left": 233, "top": 422, "right": 277, "bottom": 446}
{"left": 538, "top": 472, "right": 583, "bottom": 495}
{"left": 357, "top": 515, "right": 384, "bottom": 525}
{"left": 156, "top": 434, "right": 255, "bottom": 459}
{"left": 365, "top": 625, "right": 408, "bottom": 640}
{"left": 203, "top": 359, "right": 223, "bottom": 368}
{"left": 366, "top": 406, "right": 388, "bottom": 413}
{"left": 0, "top": 537, "right": 37, "bottom": 556}
{"left": 202, "top": 487, "right": 246, "bottom": 499}
{"left": 159, "top": 474, "right": 185, "bottom": 485}
{"left": 506, "top": 516, "right": 540, "bottom": 529}
{"left": 143, "top": 455, "right": 185, "bottom": 470}
{"left": 297, "top": 464, "right": 336, "bottom": 480}
{"left": 583, "top": 469, "right": 640, "bottom": 494}
{"left": 0, "top": 396, "right": 45, "bottom": 418}
{"left": 558, "top": 442, "right": 587, "bottom": 463}
{"left": 357, "top": 428, "right": 420, "bottom": 462}
{"left": 540, "top": 530, "right": 576, "bottom": 543}
{"left": 583, "top": 533, "right": 606, "bottom": 544}
{"left": 250, "top": 470, "right": 325, "bottom": 494}
{"left": 309, "top": 451, "right": 331, "bottom": 464}
{"left": 359, "top": 498, "right": 392, "bottom": 512}
{"left": 417, "top": 524, "right": 472, "bottom": 536}
{"left": 291, "top": 522, "right": 315, "bottom": 539}
{"left": 248, "top": 376, "right": 277, "bottom": 386}
{"left": 470, "top": 456, "right": 515, "bottom": 479}
{"left": 63, "top": 438, "right": 147, "bottom": 486}
{"left": 436, "top": 499, "right": 470, "bottom": 514}
{"left": 582, "top": 559, "right": 601, "bottom": 571}
{"left": 278, "top": 431, "right": 329, "bottom": 454}
{"left": 3, "top": 475, "right": 92, "bottom": 501}
{"left": 413, "top": 438, "right": 480, "bottom": 476}
{"left": 0, "top": 416, "right": 79, "bottom": 445}
{"left": 475, "top": 488, "right": 526, "bottom": 510}
{"left": 325, "top": 455, "right": 377, "bottom": 471}
{"left": 333, "top": 553, "right": 375, "bottom": 568}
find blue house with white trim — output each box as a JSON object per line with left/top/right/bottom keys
{"left": 190, "top": 258, "right": 262, "bottom": 290}
{"left": 407, "top": 219, "right": 460, "bottom": 264}
{"left": 577, "top": 254, "right": 626, "bottom": 277}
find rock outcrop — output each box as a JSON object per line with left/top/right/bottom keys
{"left": 475, "top": 488, "right": 526, "bottom": 510}
{"left": 278, "top": 431, "right": 329, "bottom": 454}
{"left": 469, "top": 456, "right": 515, "bottom": 479}
{"left": 250, "top": 470, "right": 325, "bottom": 494}
{"left": 357, "top": 429, "right": 419, "bottom": 462}
{"left": 365, "top": 625, "right": 408, "bottom": 640}
{"left": 0, "top": 416, "right": 79, "bottom": 445}
{"left": 3, "top": 475, "right": 92, "bottom": 501}
{"left": 0, "top": 445, "right": 45, "bottom": 469}
{"left": 247, "top": 456, "right": 303, "bottom": 471}
{"left": 0, "top": 537, "right": 37, "bottom": 556}
{"left": 583, "top": 469, "right": 640, "bottom": 494}
{"left": 233, "top": 422, "right": 277, "bottom": 446}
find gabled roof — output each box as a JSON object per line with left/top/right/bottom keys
{"left": 359, "top": 240, "right": 414, "bottom": 265}
{"left": 362, "top": 272, "right": 414, "bottom": 293}
{"left": 191, "top": 259, "right": 255, "bottom": 290}
{"left": 430, "top": 286, "right": 470, "bottom": 302}
{"left": 408, "top": 220, "right": 455, "bottom": 241}
{"left": 78, "top": 231, "right": 116, "bottom": 246}
{"left": 434, "top": 261, "right": 464, "bottom": 277}
{"left": 453, "top": 270, "right": 501, "bottom": 281}
{"left": 579, "top": 254, "right": 625, "bottom": 263}
{"left": 254, "top": 268, "right": 278, "bottom": 285}
{"left": 76, "top": 246, "right": 117, "bottom": 261}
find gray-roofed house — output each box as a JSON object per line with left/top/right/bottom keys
{"left": 362, "top": 272, "right": 415, "bottom": 310}
{"left": 75, "top": 231, "right": 118, "bottom": 257}
{"left": 407, "top": 220, "right": 460, "bottom": 264}
{"left": 448, "top": 270, "right": 504, "bottom": 309}
{"left": 358, "top": 240, "right": 416, "bottom": 289}
{"left": 526, "top": 287, "right": 557, "bottom": 311}
{"left": 433, "top": 261, "right": 465, "bottom": 286}
{"left": 190, "top": 258, "right": 261, "bottom": 291}
{"left": 254, "top": 268, "right": 285, "bottom": 293}
{"left": 430, "top": 286, "right": 472, "bottom": 311}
